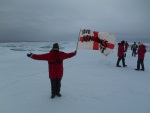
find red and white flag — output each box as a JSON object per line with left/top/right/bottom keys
{"left": 77, "top": 29, "right": 116, "bottom": 56}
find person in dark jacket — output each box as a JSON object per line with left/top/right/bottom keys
{"left": 131, "top": 42, "right": 138, "bottom": 57}
{"left": 116, "top": 40, "right": 127, "bottom": 67}
{"left": 27, "top": 43, "right": 76, "bottom": 98}
{"left": 135, "top": 43, "right": 146, "bottom": 71}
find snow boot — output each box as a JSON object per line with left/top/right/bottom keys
{"left": 56, "top": 93, "right": 62, "bottom": 97}
{"left": 123, "top": 65, "right": 127, "bottom": 67}
{"left": 51, "top": 94, "right": 56, "bottom": 99}
{"left": 116, "top": 65, "right": 121, "bottom": 67}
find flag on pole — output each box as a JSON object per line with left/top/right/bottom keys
{"left": 77, "top": 29, "right": 116, "bottom": 56}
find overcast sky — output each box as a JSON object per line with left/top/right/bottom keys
{"left": 0, "top": 0, "right": 150, "bottom": 42}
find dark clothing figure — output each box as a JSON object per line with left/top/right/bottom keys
{"left": 135, "top": 44, "right": 146, "bottom": 71}
{"left": 131, "top": 42, "right": 138, "bottom": 57}
{"left": 116, "top": 41, "right": 127, "bottom": 67}
{"left": 27, "top": 43, "right": 76, "bottom": 98}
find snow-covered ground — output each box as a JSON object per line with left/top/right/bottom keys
{"left": 0, "top": 41, "right": 150, "bottom": 113}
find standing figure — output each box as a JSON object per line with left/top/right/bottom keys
{"left": 116, "top": 41, "right": 127, "bottom": 67}
{"left": 27, "top": 43, "right": 76, "bottom": 99}
{"left": 131, "top": 42, "right": 138, "bottom": 57}
{"left": 125, "top": 41, "right": 129, "bottom": 51}
{"left": 135, "top": 43, "right": 146, "bottom": 71}
{"left": 124, "top": 41, "right": 129, "bottom": 57}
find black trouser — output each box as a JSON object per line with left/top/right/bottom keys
{"left": 132, "top": 49, "right": 137, "bottom": 57}
{"left": 116, "top": 56, "right": 125, "bottom": 66}
{"left": 50, "top": 78, "right": 62, "bottom": 95}
{"left": 137, "top": 59, "right": 144, "bottom": 70}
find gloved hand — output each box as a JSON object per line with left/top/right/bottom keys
{"left": 27, "top": 52, "right": 32, "bottom": 57}
{"left": 74, "top": 50, "right": 77, "bottom": 54}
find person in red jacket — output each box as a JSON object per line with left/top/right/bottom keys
{"left": 27, "top": 43, "right": 76, "bottom": 98}
{"left": 124, "top": 41, "right": 129, "bottom": 57}
{"left": 125, "top": 41, "right": 129, "bottom": 51}
{"left": 135, "top": 43, "right": 146, "bottom": 71}
{"left": 116, "top": 40, "right": 127, "bottom": 67}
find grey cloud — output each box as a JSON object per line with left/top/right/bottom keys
{"left": 0, "top": 0, "right": 150, "bottom": 42}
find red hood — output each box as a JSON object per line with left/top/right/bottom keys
{"left": 139, "top": 44, "right": 146, "bottom": 49}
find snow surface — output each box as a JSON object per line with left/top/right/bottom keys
{"left": 0, "top": 41, "right": 150, "bottom": 113}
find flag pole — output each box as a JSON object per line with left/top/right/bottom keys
{"left": 76, "top": 29, "right": 81, "bottom": 51}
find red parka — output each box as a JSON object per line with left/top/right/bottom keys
{"left": 117, "top": 43, "right": 126, "bottom": 57}
{"left": 137, "top": 44, "right": 146, "bottom": 60}
{"left": 31, "top": 50, "right": 76, "bottom": 79}
{"left": 125, "top": 42, "right": 129, "bottom": 48}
